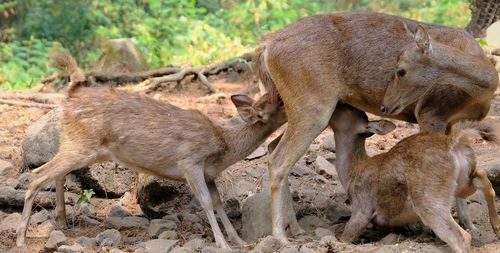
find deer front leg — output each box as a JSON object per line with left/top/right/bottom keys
{"left": 340, "top": 209, "right": 372, "bottom": 243}
{"left": 207, "top": 181, "right": 245, "bottom": 246}
{"left": 181, "top": 161, "right": 231, "bottom": 249}
{"left": 55, "top": 177, "right": 67, "bottom": 227}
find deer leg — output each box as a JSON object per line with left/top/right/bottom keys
{"left": 472, "top": 169, "right": 500, "bottom": 238}
{"left": 17, "top": 152, "right": 91, "bottom": 247}
{"left": 55, "top": 177, "right": 67, "bottom": 227}
{"left": 456, "top": 197, "right": 478, "bottom": 232}
{"left": 182, "top": 161, "right": 231, "bottom": 249}
{"left": 207, "top": 181, "right": 245, "bottom": 246}
{"left": 269, "top": 105, "right": 335, "bottom": 243}
{"left": 340, "top": 209, "right": 372, "bottom": 243}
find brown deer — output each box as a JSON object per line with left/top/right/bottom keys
{"left": 253, "top": 12, "right": 499, "bottom": 242}
{"left": 16, "top": 54, "right": 288, "bottom": 249}
{"left": 330, "top": 104, "right": 500, "bottom": 253}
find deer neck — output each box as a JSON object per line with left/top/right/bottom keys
{"left": 220, "top": 119, "right": 284, "bottom": 166}
{"left": 334, "top": 133, "right": 369, "bottom": 190}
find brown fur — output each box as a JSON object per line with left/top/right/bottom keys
{"left": 329, "top": 104, "right": 500, "bottom": 253}
{"left": 16, "top": 54, "right": 287, "bottom": 249}
{"left": 252, "top": 12, "right": 499, "bottom": 241}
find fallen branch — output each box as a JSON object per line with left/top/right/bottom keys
{"left": 0, "top": 186, "right": 77, "bottom": 207}
{"left": 0, "top": 98, "right": 58, "bottom": 108}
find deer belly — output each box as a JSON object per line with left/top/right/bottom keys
{"left": 373, "top": 199, "right": 419, "bottom": 227}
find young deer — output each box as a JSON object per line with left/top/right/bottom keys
{"left": 16, "top": 54, "right": 287, "bottom": 249}
{"left": 329, "top": 104, "right": 500, "bottom": 253}
{"left": 253, "top": 12, "right": 498, "bottom": 241}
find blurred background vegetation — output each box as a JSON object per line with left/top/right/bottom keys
{"left": 0, "top": 0, "right": 482, "bottom": 88}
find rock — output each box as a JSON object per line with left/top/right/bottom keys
{"left": 79, "top": 203, "right": 96, "bottom": 217}
{"left": 118, "top": 191, "right": 135, "bottom": 207}
{"left": 94, "top": 38, "right": 149, "bottom": 73}
{"left": 299, "top": 245, "right": 316, "bottom": 253}
{"left": 308, "top": 144, "right": 320, "bottom": 152}
{"left": 38, "top": 220, "right": 56, "bottom": 237}
{"left": 170, "top": 247, "right": 194, "bottom": 253}
{"left": 183, "top": 238, "right": 206, "bottom": 251}
{"left": 492, "top": 48, "right": 500, "bottom": 56}
{"left": 245, "top": 147, "right": 267, "bottom": 160}
{"left": 137, "top": 174, "right": 192, "bottom": 217}
{"left": 162, "top": 214, "right": 180, "bottom": 224}
{"left": 290, "top": 163, "right": 314, "bottom": 177}
{"left": 76, "top": 236, "right": 97, "bottom": 249}
{"left": 109, "top": 204, "right": 133, "bottom": 217}
{"left": 17, "top": 172, "right": 55, "bottom": 191}
{"left": 148, "top": 219, "right": 177, "bottom": 238}
{"left": 96, "top": 229, "right": 122, "bottom": 247}
{"left": 379, "top": 233, "right": 400, "bottom": 245}
{"left": 298, "top": 215, "right": 325, "bottom": 233}
{"left": 223, "top": 197, "right": 241, "bottom": 218}
{"left": 141, "top": 239, "right": 178, "bottom": 253}
{"left": 486, "top": 163, "right": 500, "bottom": 195}
{"left": 315, "top": 156, "right": 337, "bottom": 179}
{"left": 0, "top": 212, "right": 22, "bottom": 232}
{"left": 319, "top": 134, "right": 335, "bottom": 152}
{"left": 106, "top": 216, "right": 149, "bottom": 229}
{"left": 280, "top": 246, "right": 300, "bottom": 253}
{"left": 30, "top": 209, "right": 50, "bottom": 225}
{"left": 0, "top": 159, "right": 14, "bottom": 176}
{"left": 241, "top": 177, "right": 299, "bottom": 241}
{"left": 201, "top": 246, "right": 232, "bottom": 253}
{"left": 319, "top": 235, "right": 337, "bottom": 244}
{"left": 158, "top": 230, "right": 178, "bottom": 240}
{"left": 78, "top": 162, "right": 136, "bottom": 198}
{"left": 314, "top": 227, "right": 333, "bottom": 238}
{"left": 253, "top": 236, "right": 284, "bottom": 253}
{"left": 3, "top": 177, "right": 19, "bottom": 188}
{"left": 21, "top": 108, "right": 61, "bottom": 170}
{"left": 109, "top": 249, "right": 127, "bottom": 253}
{"left": 57, "top": 244, "right": 84, "bottom": 253}
{"left": 45, "top": 230, "right": 68, "bottom": 251}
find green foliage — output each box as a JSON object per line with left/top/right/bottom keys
{"left": 77, "top": 189, "right": 95, "bottom": 205}
{"left": 1, "top": 0, "right": 472, "bottom": 89}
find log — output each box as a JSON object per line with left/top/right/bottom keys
{"left": 0, "top": 186, "right": 78, "bottom": 207}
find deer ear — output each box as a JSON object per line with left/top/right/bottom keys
{"left": 415, "top": 25, "right": 432, "bottom": 54}
{"left": 366, "top": 120, "right": 396, "bottom": 135}
{"left": 231, "top": 95, "right": 259, "bottom": 124}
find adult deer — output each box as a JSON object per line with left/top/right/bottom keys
{"left": 254, "top": 12, "right": 499, "bottom": 242}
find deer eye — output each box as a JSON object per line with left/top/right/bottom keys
{"left": 397, "top": 69, "right": 406, "bottom": 77}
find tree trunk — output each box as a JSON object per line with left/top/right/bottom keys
{"left": 465, "top": 0, "right": 500, "bottom": 38}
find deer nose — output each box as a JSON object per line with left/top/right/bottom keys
{"left": 380, "top": 105, "right": 387, "bottom": 114}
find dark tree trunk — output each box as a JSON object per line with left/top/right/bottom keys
{"left": 465, "top": 0, "right": 500, "bottom": 38}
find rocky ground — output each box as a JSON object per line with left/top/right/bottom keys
{"left": 0, "top": 72, "right": 500, "bottom": 253}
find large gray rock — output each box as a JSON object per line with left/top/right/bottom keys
{"left": 78, "top": 162, "right": 137, "bottom": 198}
{"left": 0, "top": 212, "right": 21, "bottom": 232}
{"left": 138, "top": 239, "right": 178, "bottom": 253}
{"left": 21, "top": 108, "right": 61, "bottom": 170}
{"left": 315, "top": 155, "right": 337, "bottom": 179}
{"left": 94, "top": 38, "right": 149, "bottom": 73}
{"left": 96, "top": 229, "right": 122, "bottom": 247}
{"left": 148, "top": 219, "right": 177, "bottom": 238}
{"left": 137, "top": 174, "right": 193, "bottom": 218}
{"left": 486, "top": 163, "right": 500, "bottom": 195}
{"left": 45, "top": 230, "right": 68, "bottom": 252}
{"left": 105, "top": 216, "right": 149, "bottom": 229}
{"left": 182, "top": 238, "right": 206, "bottom": 251}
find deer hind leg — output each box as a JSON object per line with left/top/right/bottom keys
{"left": 472, "top": 169, "right": 500, "bottom": 238}
{"left": 456, "top": 197, "right": 478, "bottom": 232}
{"left": 16, "top": 151, "right": 93, "bottom": 247}
{"left": 207, "top": 181, "right": 245, "bottom": 246}
{"left": 55, "top": 178, "right": 67, "bottom": 227}
{"left": 269, "top": 101, "right": 337, "bottom": 243}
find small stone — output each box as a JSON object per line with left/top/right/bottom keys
{"left": 109, "top": 248, "right": 127, "bottom": 253}
{"left": 96, "top": 229, "right": 122, "bottom": 247}
{"left": 31, "top": 209, "right": 51, "bottom": 225}
{"left": 183, "top": 238, "right": 206, "bottom": 251}
{"left": 299, "top": 245, "right": 316, "bottom": 253}
{"left": 315, "top": 156, "right": 337, "bottom": 178}
{"left": 181, "top": 213, "right": 202, "bottom": 224}
{"left": 246, "top": 147, "right": 267, "bottom": 160}
{"left": 76, "top": 236, "right": 97, "bottom": 249}
{"left": 143, "top": 239, "right": 178, "bottom": 253}
{"left": 79, "top": 203, "right": 96, "bottom": 217}
{"left": 0, "top": 212, "right": 22, "bottom": 232}
{"left": 158, "top": 230, "right": 178, "bottom": 240}
{"left": 319, "top": 134, "right": 335, "bottom": 152}
{"left": 4, "top": 177, "right": 19, "bottom": 188}
{"left": 379, "top": 233, "right": 400, "bottom": 245}
{"left": 253, "top": 236, "right": 284, "bottom": 253}
{"left": 314, "top": 227, "right": 333, "bottom": 238}
{"left": 170, "top": 247, "right": 194, "bottom": 253}
{"left": 57, "top": 244, "right": 84, "bottom": 253}
{"left": 320, "top": 235, "right": 337, "bottom": 244}
{"left": 162, "top": 214, "right": 180, "bottom": 223}
{"left": 309, "top": 144, "right": 320, "bottom": 152}
{"left": 148, "top": 219, "right": 177, "bottom": 238}
{"left": 108, "top": 205, "right": 132, "bottom": 217}
{"left": 290, "top": 163, "right": 313, "bottom": 177}
{"left": 0, "top": 159, "right": 14, "bottom": 176}
{"left": 38, "top": 220, "right": 56, "bottom": 237}
{"left": 280, "top": 246, "right": 300, "bottom": 253}
{"left": 298, "top": 215, "right": 325, "bottom": 232}
{"left": 45, "top": 230, "right": 67, "bottom": 251}
{"left": 201, "top": 246, "right": 232, "bottom": 253}
{"left": 105, "top": 216, "right": 149, "bottom": 229}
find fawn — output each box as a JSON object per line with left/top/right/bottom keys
{"left": 329, "top": 104, "right": 500, "bottom": 253}
{"left": 252, "top": 12, "right": 498, "bottom": 241}
{"left": 16, "top": 53, "right": 287, "bottom": 249}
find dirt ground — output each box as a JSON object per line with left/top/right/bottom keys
{"left": 0, "top": 73, "right": 499, "bottom": 252}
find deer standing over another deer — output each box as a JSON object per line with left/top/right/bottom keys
{"left": 254, "top": 12, "right": 499, "bottom": 242}
{"left": 328, "top": 104, "right": 500, "bottom": 253}
{"left": 16, "top": 54, "right": 291, "bottom": 250}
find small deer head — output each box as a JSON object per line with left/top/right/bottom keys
{"left": 231, "top": 93, "right": 285, "bottom": 124}
{"left": 381, "top": 24, "right": 441, "bottom": 115}
{"left": 331, "top": 104, "right": 396, "bottom": 137}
